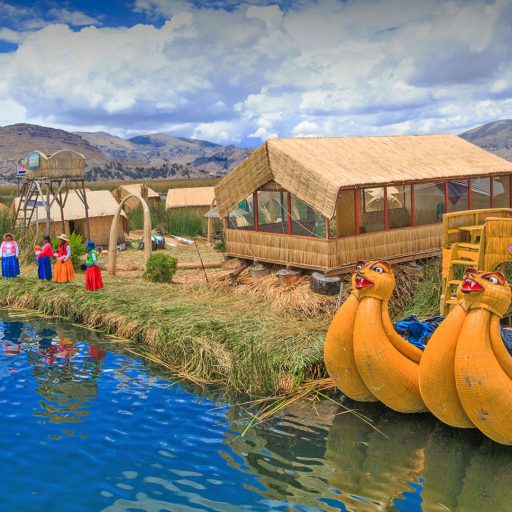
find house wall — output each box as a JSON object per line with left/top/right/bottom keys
{"left": 224, "top": 223, "right": 442, "bottom": 273}
{"left": 74, "top": 216, "right": 125, "bottom": 246}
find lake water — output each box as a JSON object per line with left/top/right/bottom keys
{"left": 0, "top": 311, "right": 510, "bottom": 512}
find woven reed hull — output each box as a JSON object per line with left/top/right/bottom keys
{"left": 225, "top": 224, "right": 441, "bottom": 272}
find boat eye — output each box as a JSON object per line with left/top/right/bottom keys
{"left": 355, "top": 261, "right": 365, "bottom": 270}
{"left": 485, "top": 275, "right": 499, "bottom": 284}
{"left": 371, "top": 265, "right": 384, "bottom": 273}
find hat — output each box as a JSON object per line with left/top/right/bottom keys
{"left": 85, "top": 240, "right": 96, "bottom": 250}
{"left": 57, "top": 234, "right": 69, "bottom": 242}
{"left": 2, "top": 233, "right": 14, "bottom": 241}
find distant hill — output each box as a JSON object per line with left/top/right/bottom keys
{"left": 76, "top": 131, "right": 251, "bottom": 176}
{"left": 0, "top": 123, "right": 108, "bottom": 181}
{"left": 0, "top": 123, "right": 251, "bottom": 183}
{"left": 459, "top": 119, "right": 512, "bottom": 161}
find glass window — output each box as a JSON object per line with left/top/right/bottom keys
{"left": 493, "top": 176, "right": 510, "bottom": 208}
{"left": 389, "top": 185, "right": 412, "bottom": 229}
{"left": 228, "top": 194, "right": 254, "bottom": 229}
{"left": 359, "top": 188, "right": 385, "bottom": 233}
{"left": 257, "top": 190, "right": 288, "bottom": 234}
{"left": 447, "top": 180, "right": 469, "bottom": 212}
{"left": 290, "top": 196, "right": 325, "bottom": 237}
{"left": 470, "top": 178, "right": 491, "bottom": 210}
{"left": 336, "top": 189, "right": 355, "bottom": 237}
{"left": 414, "top": 182, "right": 446, "bottom": 226}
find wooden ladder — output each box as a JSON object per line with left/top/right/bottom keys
{"left": 440, "top": 242, "right": 481, "bottom": 316}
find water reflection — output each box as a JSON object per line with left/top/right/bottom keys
{"left": 2, "top": 312, "right": 512, "bottom": 512}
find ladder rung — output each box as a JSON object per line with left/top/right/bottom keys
{"left": 450, "top": 259, "right": 478, "bottom": 265}
{"left": 457, "top": 243, "right": 479, "bottom": 250}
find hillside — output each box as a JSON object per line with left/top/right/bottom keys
{"left": 0, "top": 123, "right": 251, "bottom": 184}
{"left": 0, "top": 124, "right": 108, "bottom": 181}
{"left": 459, "top": 119, "right": 512, "bottom": 161}
{"left": 76, "top": 131, "right": 251, "bottom": 176}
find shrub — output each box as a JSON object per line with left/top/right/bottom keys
{"left": 69, "top": 232, "right": 86, "bottom": 269}
{"left": 144, "top": 253, "right": 178, "bottom": 283}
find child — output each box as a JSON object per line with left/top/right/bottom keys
{"left": 54, "top": 234, "right": 75, "bottom": 283}
{"left": 85, "top": 241, "right": 103, "bottom": 291}
{"left": 37, "top": 236, "right": 53, "bottom": 281}
{"left": 0, "top": 233, "right": 20, "bottom": 278}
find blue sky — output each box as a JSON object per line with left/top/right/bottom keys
{"left": 1, "top": 0, "right": 511, "bottom": 146}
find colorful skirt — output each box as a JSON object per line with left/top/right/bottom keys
{"left": 2, "top": 255, "right": 20, "bottom": 278}
{"left": 38, "top": 256, "right": 52, "bottom": 280}
{"left": 86, "top": 265, "right": 103, "bottom": 291}
{"left": 54, "top": 258, "right": 75, "bottom": 283}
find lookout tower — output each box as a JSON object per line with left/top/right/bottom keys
{"left": 13, "top": 149, "right": 90, "bottom": 239}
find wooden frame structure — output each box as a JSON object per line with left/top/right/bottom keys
{"left": 215, "top": 135, "right": 512, "bottom": 274}
{"left": 14, "top": 150, "right": 90, "bottom": 239}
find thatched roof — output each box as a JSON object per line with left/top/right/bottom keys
{"left": 215, "top": 135, "right": 512, "bottom": 219}
{"left": 114, "top": 183, "right": 160, "bottom": 199}
{"left": 12, "top": 189, "right": 126, "bottom": 222}
{"left": 166, "top": 187, "right": 215, "bottom": 209}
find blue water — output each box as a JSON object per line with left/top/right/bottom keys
{"left": 1, "top": 312, "right": 511, "bottom": 512}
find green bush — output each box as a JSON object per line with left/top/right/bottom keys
{"left": 144, "top": 253, "right": 178, "bottom": 283}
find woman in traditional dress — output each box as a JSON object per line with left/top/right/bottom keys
{"left": 0, "top": 233, "right": 20, "bottom": 278}
{"left": 54, "top": 234, "right": 75, "bottom": 283}
{"left": 85, "top": 241, "right": 103, "bottom": 291}
{"left": 37, "top": 236, "right": 53, "bottom": 281}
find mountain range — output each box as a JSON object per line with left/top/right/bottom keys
{"left": 0, "top": 123, "right": 251, "bottom": 183}
{"left": 1, "top": 120, "right": 512, "bottom": 184}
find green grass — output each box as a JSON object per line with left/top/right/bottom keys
{"left": 398, "top": 259, "right": 443, "bottom": 318}
{"left": 127, "top": 203, "right": 216, "bottom": 238}
{"left": 0, "top": 274, "right": 327, "bottom": 397}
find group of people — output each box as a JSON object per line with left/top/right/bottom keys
{"left": 0, "top": 233, "right": 103, "bottom": 291}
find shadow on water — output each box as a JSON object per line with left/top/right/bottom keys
{"left": 2, "top": 309, "right": 512, "bottom": 512}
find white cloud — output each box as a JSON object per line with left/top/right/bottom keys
{"left": 1, "top": 0, "right": 512, "bottom": 143}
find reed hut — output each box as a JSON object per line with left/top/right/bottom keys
{"left": 215, "top": 135, "right": 512, "bottom": 274}
{"left": 112, "top": 183, "right": 160, "bottom": 211}
{"left": 11, "top": 190, "right": 126, "bottom": 246}
{"left": 165, "top": 187, "right": 215, "bottom": 215}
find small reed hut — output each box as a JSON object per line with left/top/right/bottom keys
{"left": 11, "top": 189, "right": 126, "bottom": 246}
{"left": 112, "top": 183, "right": 160, "bottom": 211}
{"left": 215, "top": 134, "right": 512, "bottom": 274}
{"left": 165, "top": 187, "right": 215, "bottom": 215}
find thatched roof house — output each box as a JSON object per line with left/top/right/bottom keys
{"left": 112, "top": 183, "right": 160, "bottom": 211}
{"left": 215, "top": 135, "right": 512, "bottom": 273}
{"left": 12, "top": 189, "right": 126, "bottom": 246}
{"left": 165, "top": 186, "right": 215, "bottom": 214}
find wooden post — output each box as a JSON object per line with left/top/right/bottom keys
{"left": 444, "top": 181, "right": 449, "bottom": 213}
{"left": 253, "top": 191, "right": 259, "bottom": 231}
{"left": 81, "top": 180, "right": 91, "bottom": 241}
{"left": 410, "top": 184, "right": 416, "bottom": 227}
{"left": 468, "top": 179, "right": 472, "bottom": 210}
{"left": 46, "top": 182, "right": 51, "bottom": 238}
{"left": 287, "top": 191, "right": 292, "bottom": 235}
{"left": 383, "top": 186, "right": 389, "bottom": 230}
{"left": 354, "top": 188, "right": 360, "bottom": 235}
{"left": 326, "top": 218, "right": 331, "bottom": 239}
{"left": 490, "top": 177, "right": 494, "bottom": 208}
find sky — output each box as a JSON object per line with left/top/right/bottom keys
{"left": 0, "top": 0, "right": 511, "bottom": 146}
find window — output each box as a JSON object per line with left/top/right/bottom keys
{"left": 470, "top": 178, "right": 490, "bottom": 210}
{"left": 389, "top": 185, "right": 412, "bottom": 229}
{"left": 414, "top": 182, "right": 445, "bottom": 226}
{"left": 359, "top": 188, "right": 385, "bottom": 233}
{"left": 447, "top": 180, "right": 469, "bottom": 213}
{"left": 493, "top": 176, "right": 510, "bottom": 208}
{"left": 290, "top": 196, "right": 325, "bottom": 237}
{"left": 228, "top": 194, "right": 254, "bottom": 229}
{"left": 257, "top": 190, "right": 288, "bottom": 234}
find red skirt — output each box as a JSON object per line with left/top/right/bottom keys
{"left": 85, "top": 265, "right": 103, "bottom": 291}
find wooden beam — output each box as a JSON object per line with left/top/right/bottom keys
{"left": 444, "top": 181, "right": 449, "bottom": 214}
{"left": 287, "top": 191, "right": 292, "bottom": 235}
{"left": 354, "top": 188, "right": 360, "bottom": 235}
{"left": 253, "top": 191, "right": 259, "bottom": 231}
{"left": 410, "top": 184, "right": 416, "bottom": 227}
{"left": 383, "top": 186, "right": 389, "bottom": 230}
{"left": 468, "top": 178, "right": 472, "bottom": 210}
{"left": 490, "top": 177, "right": 494, "bottom": 208}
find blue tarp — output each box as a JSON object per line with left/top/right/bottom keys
{"left": 394, "top": 315, "right": 444, "bottom": 350}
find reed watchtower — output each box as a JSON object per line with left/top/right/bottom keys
{"left": 13, "top": 149, "right": 90, "bottom": 239}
